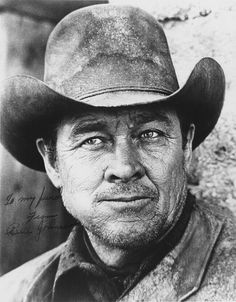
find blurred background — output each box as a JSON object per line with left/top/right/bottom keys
{"left": 0, "top": 0, "right": 235, "bottom": 275}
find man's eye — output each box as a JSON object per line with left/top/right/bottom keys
{"left": 140, "top": 130, "right": 163, "bottom": 139}
{"left": 82, "top": 137, "right": 103, "bottom": 146}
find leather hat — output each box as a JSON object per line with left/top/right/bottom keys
{"left": 0, "top": 4, "right": 225, "bottom": 171}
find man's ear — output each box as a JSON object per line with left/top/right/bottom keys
{"left": 183, "top": 124, "right": 195, "bottom": 172}
{"left": 36, "top": 138, "right": 61, "bottom": 188}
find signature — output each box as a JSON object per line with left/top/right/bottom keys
{"left": 4, "top": 186, "right": 61, "bottom": 209}
{"left": 5, "top": 211, "right": 74, "bottom": 241}
{"left": 25, "top": 211, "right": 58, "bottom": 223}
{"left": 5, "top": 223, "right": 32, "bottom": 236}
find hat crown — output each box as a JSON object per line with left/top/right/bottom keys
{"left": 44, "top": 4, "right": 179, "bottom": 99}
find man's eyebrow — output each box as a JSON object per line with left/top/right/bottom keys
{"left": 132, "top": 111, "right": 174, "bottom": 128}
{"left": 69, "top": 120, "right": 109, "bottom": 138}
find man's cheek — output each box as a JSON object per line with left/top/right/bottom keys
{"left": 59, "top": 162, "right": 99, "bottom": 194}
{"left": 147, "top": 157, "right": 185, "bottom": 197}
{"left": 145, "top": 158, "right": 176, "bottom": 186}
{"left": 161, "top": 161, "right": 186, "bottom": 197}
{"left": 63, "top": 175, "right": 94, "bottom": 196}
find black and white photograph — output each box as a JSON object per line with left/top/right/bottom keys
{"left": 0, "top": 0, "right": 235, "bottom": 301}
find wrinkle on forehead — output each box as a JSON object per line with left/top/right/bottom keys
{"left": 61, "top": 104, "right": 177, "bottom": 135}
{"left": 126, "top": 109, "right": 174, "bottom": 129}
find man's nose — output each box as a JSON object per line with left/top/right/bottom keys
{"left": 104, "top": 141, "right": 145, "bottom": 183}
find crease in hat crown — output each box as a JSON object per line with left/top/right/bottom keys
{"left": 44, "top": 4, "right": 179, "bottom": 101}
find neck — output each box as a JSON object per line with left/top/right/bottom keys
{"left": 86, "top": 231, "right": 146, "bottom": 269}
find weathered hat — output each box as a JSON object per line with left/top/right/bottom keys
{"left": 0, "top": 4, "right": 225, "bottom": 171}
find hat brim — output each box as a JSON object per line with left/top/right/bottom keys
{"left": 0, "top": 57, "right": 225, "bottom": 171}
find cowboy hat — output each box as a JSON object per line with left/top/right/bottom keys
{"left": 0, "top": 4, "right": 225, "bottom": 171}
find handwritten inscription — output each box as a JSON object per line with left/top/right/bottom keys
{"left": 5, "top": 217, "right": 74, "bottom": 241}
{"left": 4, "top": 186, "right": 61, "bottom": 209}
{"left": 4, "top": 187, "right": 75, "bottom": 241}
{"left": 5, "top": 223, "right": 32, "bottom": 236}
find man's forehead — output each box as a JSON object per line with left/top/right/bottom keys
{"left": 64, "top": 104, "right": 177, "bottom": 128}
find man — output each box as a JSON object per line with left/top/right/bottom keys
{"left": 0, "top": 4, "right": 235, "bottom": 302}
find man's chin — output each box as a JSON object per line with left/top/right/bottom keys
{"left": 86, "top": 220, "right": 165, "bottom": 250}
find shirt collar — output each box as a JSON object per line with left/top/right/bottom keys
{"left": 171, "top": 201, "right": 224, "bottom": 301}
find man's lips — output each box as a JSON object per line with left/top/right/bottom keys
{"left": 98, "top": 196, "right": 155, "bottom": 212}
{"left": 100, "top": 196, "right": 153, "bottom": 202}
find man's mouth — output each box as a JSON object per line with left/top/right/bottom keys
{"left": 99, "top": 196, "right": 155, "bottom": 212}
{"left": 101, "top": 196, "right": 152, "bottom": 202}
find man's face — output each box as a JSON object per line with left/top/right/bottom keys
{"left": 40, "top": 103, "right": 193, "bottom": 249}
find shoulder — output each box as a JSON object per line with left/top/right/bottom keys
{"left": 194, "top": 200, "right": 236, "bottom": 301}
{"left": 196, "top": 199, "right": 236, "bottom": 251}
{"left": 0, "top": 243, "right": 65, "bottom": 302}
